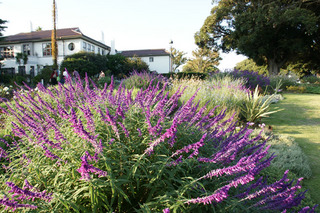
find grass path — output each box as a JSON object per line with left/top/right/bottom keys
{"left": 263, "top": 93, "right": 320, "bottom": 203}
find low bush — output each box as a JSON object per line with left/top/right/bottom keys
{"left": 122, "top": 70, "right": 168, "bottom": 90}
{"left": 240, "top": 87, "right": 281, "bottom": 124}
{"left": 286, "top": 85, "right": 306, "bottom": 93}
{"left": 305, "top": 84, "right": 320, "bottom": 94}
{"left": 268, "top": 75, "right": 298, "bottom": 93}
{"left": 0, "top": 75, "right": 316, "bottom": 212}
{"left": 169, "top": 75, "right": 249, "bottom": 118}
{"left": 251, "top": 129, "right": 312, "bottom": 178}
{"left": 301, "top": 75, "right": 320, "bottom": 84}
{"left": 228, "top": 69, "right": 270, "bottom": 90}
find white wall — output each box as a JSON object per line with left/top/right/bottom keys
{"left": 141, "top": 55, "right": 170, "bottom": 74}
{"left": 1, "top": 38, "right": 109, "bottom": 75}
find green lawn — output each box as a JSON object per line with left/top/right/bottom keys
{"left": 262, "top": 93, "right": 320, "bottom": 203}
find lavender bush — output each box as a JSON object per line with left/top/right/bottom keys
{"left": 229, "top": 69, "right": 270, "bottom": 90}
{"left": 0, "top": 73, "right": 317, "bottom": 212}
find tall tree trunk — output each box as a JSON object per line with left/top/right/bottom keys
{"left": 267, "top": 58, "right": 284, "bottom": 76}
{"left": 52, "top": 0, "right": 58, "bottom": 69}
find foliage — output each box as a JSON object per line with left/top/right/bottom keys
{"left": 60, "top": 53, "right": 149, "bottom": 79}
{"left": 0, "top": 18, "right": 7, "bottom": 38}
{"left": 124, "top": 56, "right": 149, "bottom": 76}
{"left": 286, "top": 85, "right": 307, "bottom": 93}
{"left": 305, "top": 85, "right": 320, "bottom": 94}
{"left": 33, "top": 66, "right": 53, "bottom": 86}
{"left": 195, "top": 0, "right": 319, "bottom": 75}
{"left": 15, "top": 53, "right": 28, "bottom": 65}
{"left": 162, "top": 72, "right": 208, "bottom": 80}
{"left": 169, "top": 75, "right": 250, "bottom": 118}
{"left": 0, "top": 75, "right": 315, "bottom": 212}
{"left": 122, "top": 70, "right": 168, "bottom": 90}
{"left": 268, "top": 75, "right": 298, "bottom": 93}
{"left": 169, "top": 47, "right": 187, "bottom": 72}
{"left": 229, "top": 69, "right": 270, "bottom": 90}
{"left": 60, "top": 52, "right": 106, "bottom": 77}
{"left": 235, "top": 59, "right": 268, "bottom": 75}
{"left": 182, "top": 48, "right": 221, "bottom": 73}
{"left": 252, "top": 129, "right": 312, "bottom": 178}
{"left": 301, "top": 75, "right": 320, "bottom": 84}
{"left": 0, "top": 85, "right": 13, "bottom": 101}
{"left": 240, "top": 87, "right": 281, "bottom": 124}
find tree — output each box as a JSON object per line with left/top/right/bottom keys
{"left": 36, "top": 26, "right": 42, "bottom": 31}
{"left": 0, "top": 18, "right": 7, "bottom": 70}
{"left": 51, "top": 0, "right": 58, "bottom": 69}
{"left": 170, "top": 47, "right": 187, "bottom": 72}
{"left": 182, "top": 48, "right": 221, "bottom": 73}
{"left": 15, "top": 53, "right": 28, "bottom": 66}
{"left": 0, "top": 18, "right": 7, "bottom": 38}
{"left": 235, "top": 59, "right": 268, "bottom": 75}
{"left": 195, "top": 0, "right": 319, "bottom": 75}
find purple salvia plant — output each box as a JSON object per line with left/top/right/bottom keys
{"left": 77, "top": 153, "right": 107, "bottom": 181}
{"left": 6, "top": 182, "right": 52, "bottom": 202}
{"left": 0, "top": 195, "right": 37, "bottom": 211}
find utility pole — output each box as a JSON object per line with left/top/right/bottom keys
{"left": 52, "top": 0, "right": 58, "bottom": 69}
{"left": 169, "top": 40, "right": 173, "bottom": 73}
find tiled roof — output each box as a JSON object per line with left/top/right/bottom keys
{"left": 1, "top": 28, "right": 81, "bottom": 43}
{"left": 0, "top": 28, "right": 110, "bottom": 49}
{"left": 120, "top": 49, "right": 170, "bottom": 57}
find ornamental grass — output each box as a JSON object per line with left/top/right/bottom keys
{"left": 0, "top": 72, "right": 317, "bottom": 212}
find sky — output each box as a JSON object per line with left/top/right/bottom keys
{"left": 1, "top": 0, "right": 246, "bottom": 70}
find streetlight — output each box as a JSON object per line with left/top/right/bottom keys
{"left": 169, "top": 40, "right": 173, "bottom": 73}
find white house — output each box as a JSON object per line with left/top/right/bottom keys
{"left": 120, "top": 49, "right": 171, "bottom": 74}
{"left": 0, "top": 27, "right": 111, "bottom": 76}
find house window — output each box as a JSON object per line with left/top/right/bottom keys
{"left": 88, "top": 44, "right": 91, "bottom": 52}
{"left": 92, "top": 45, "right": 95, "bottom": 53}
{"left": 68, "top": 42, "right": 75, "bottom": 51}
{"left": 0, "top": 46, "right": 14, "bottom": 58}
{"left": 98, "top": 47, "right": 100, "bottom": 54}
{"left": 42, "top": 43, "right": 52, "bottom": 56}
{"left": 23, "top": 44, "right": 31, "bottom": 55}
{"left": 101, "top": 49, "right": 105, "bottom": 55}
{"left": 149, "top": 57, "right": 154, "bottom": 62}
{"left": 83, "top": 42, "right": 87, "bottom": 51}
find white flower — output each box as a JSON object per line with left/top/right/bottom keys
{"left": 3, "top": 87, "right": 9, "bottom": 91}
{"left": 6, "top": 92, "right": 9, "bottom": 95}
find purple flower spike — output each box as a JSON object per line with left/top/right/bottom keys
{"left": 77, "top": 153, "right": 108, "bottom": 181}
{"left": 163, "top": 208, "right": 170, "bottom": 213}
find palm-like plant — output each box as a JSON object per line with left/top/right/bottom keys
{"left": 240, "top": 86, "right": 281, "bottom": 124}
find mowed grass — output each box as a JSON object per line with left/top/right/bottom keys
{"left": 262, "top": 93, "right": 320, "bottom": 203}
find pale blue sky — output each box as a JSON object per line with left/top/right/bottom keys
{"left": 1, "top": 0, "right": 246, "bottom": 70}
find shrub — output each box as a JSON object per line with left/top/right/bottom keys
{"left": 305, "top": 85, "right": 320, "bottom": 94}
{"left": 229, "top": 69, "right": 270, "bottom": 90}
{"left": 301, "top": 75, "right": 320, "bottom": 84}
{"left": 251, "top": 129, "right": 312, "bottom": 178}
{"left": 286, "top": 85, "right": 306, "bottom": 93}
{"left": 240, "top": 87, "right": 281, "bottom": 124}
{"left": 0, "top": 75, "right": 316, "bottom": 212}
{"left": 122, "top": 70, "right": 168, "bottom": 90}
{"left": 268, "top": 75, "right": 298, "bottom": 93}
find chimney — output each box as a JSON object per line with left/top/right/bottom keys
{"left": 110, "top": 39, "right": 116, "bottom": 55}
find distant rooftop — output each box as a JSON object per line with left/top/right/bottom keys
{"left": 120, "top": 49, "right": 170, "bottom": 57}
{"left": 0, "top": 27, "right": 110, "bottom": 49}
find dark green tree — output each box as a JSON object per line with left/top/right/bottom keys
{"left": 195, "top": 0, "right": 319, "bottom": 75}
{"left": 182, "top": 48, "right": 221, "bottom": 73}
{"left": 0, "top": 18, "right": 7, "bottom": 38}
